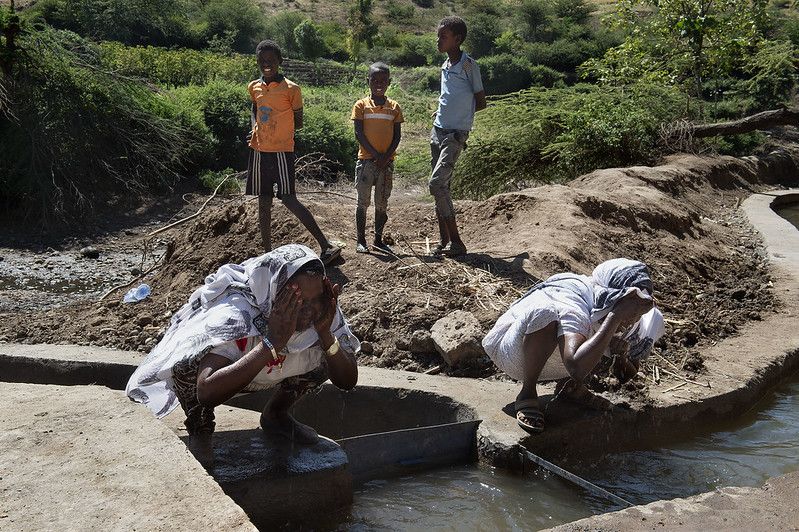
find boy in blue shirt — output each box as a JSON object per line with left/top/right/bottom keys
{"left": 429, "top": 16, "right": 486, "bottom": 257}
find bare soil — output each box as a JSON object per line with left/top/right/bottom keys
{"left": 0, "top": 153, "right": 792, "bottom": 400}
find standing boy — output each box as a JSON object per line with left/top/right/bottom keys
{"left": 429, "top": 16, "right": 486, "bottom": 257}
{"left": 247, "top": 40, "right": 341, "bottom": 265}
{"left": 351, "top": 62, "right": 404, "bottom": 254}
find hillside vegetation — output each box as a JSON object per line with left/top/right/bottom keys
{"left": 1, "top": 0, "right": 797, "bottom": 224}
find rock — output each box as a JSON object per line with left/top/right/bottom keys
{"left": 137, "top": 316, "right": 153, "bottom": 327}
{"left": 359, "top": 341, "right": 373, "bottom": 354}
{"left": 79, "top": 246, "right": 100, "bottom": 259}
{"left": 409, "top": 329, "right": 435, "bottom": 354}
{"left": 130, "top": 267, "right": 142, "bottom": 276}
{"left": 430, "top": 310, "right": 485, "bottom": 367}
{"left": 395, "top": 337, "right": 410, "bottom": 350}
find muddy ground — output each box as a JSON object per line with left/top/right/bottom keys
{"left": 1, "top": 153, "right": 795, "bottom": 401}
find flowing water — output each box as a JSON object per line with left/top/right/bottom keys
{"left": 775, "top": 201, "right": 799, "bottom": 230}
{"left": 323, "top": 374, "right": 799, "bottom": 531}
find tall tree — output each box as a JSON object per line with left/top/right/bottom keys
{"left": 345, "top": 0, "right": 377, "bottom": 70}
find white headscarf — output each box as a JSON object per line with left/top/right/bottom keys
{"left": 126, "top": 244, "right": 359, "bottom": 417}
{"left": 592, "top": 258, "right": 663, "bottom": 361}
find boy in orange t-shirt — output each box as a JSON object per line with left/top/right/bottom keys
{"left": 351, "top": 62, "right": 403, "bottom": 254}
{"left": 247, "top": 40, "right": 341, "bottom": 265}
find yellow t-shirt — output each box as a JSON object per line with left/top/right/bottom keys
{"left": 248, "top": 76, "right": 303, "bottom": 153}
{"left": 351, "top": 96, "right": 404, "bottom": 160}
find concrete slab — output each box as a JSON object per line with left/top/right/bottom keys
{"left": 549, "top": 470, "right": 799, "bottom": 531}
{"left": 0, "top": 382, "right": 254, "bottom": 531}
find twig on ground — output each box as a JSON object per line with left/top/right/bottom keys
{"left": 99, "top": 253, "right": 165, "bottom": 302}
{"left": 424, "top": 365, "right": 443, "bottom": 375}
{"left": 659, "top": 367, "right": 711, "bottom": 389}
{"left": 148, "top": 174, "right": 233, "bottom": 237}
{"left": 663, "top": 382, "right": 688, "bottom": 393}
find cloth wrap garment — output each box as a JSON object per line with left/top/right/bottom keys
{"left": 482, "top": 258, "right": 664, "bottom": 382}
{"left": 125, "top": 244, "right": 360, "bottom": 418}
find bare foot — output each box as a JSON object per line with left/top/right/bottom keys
{"left": 260, "top": 411, "right": 319, "bottom": 444}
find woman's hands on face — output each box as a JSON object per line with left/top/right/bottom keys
{"left": 268, "top": 283, "right": 302, "bottom": 351}
{"left": 314, "top": 277, "right": 340, "bottom": 335}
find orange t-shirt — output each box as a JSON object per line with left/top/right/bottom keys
{"left": 248, "top": 75, "right": 303, "bottom": 153}
{"left": 351, "top": 96, "right": 404, "bottom": 160}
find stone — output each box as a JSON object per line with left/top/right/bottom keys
{"left": 430, "top": 310, "right": 485, "bottom": 367}
{"left": 395, "top": 337, "right": 410, "bottom": 350}
{"left": 79, "top": 246, "right": 100, "bottom": 259}
{"left": 360, "top": 341, "right": 373, "bottom": 354}
{"left": 409, "top": 329, "right": 435, "bottom": 354}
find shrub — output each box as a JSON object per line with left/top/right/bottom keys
{"left": 0, "top": 27, "right": 206, "bottom": 223}
{"left": 411, "top": 0, "right": 433, "bottom": 7}
{"left": 385, "top": 0, "right": 415, "bottom": 22}
{"left": 453, "top": 83, "right": 685, "bottom": 199}
{"left": 170, "top": 81, "right": 250, "bottom": 171}
{"left": 479, "top": 54, "right": 533, "bottom": 95}
{"left": 199, "top": 168, "right": 243, "bottom": 193}
{"left": 294, "top": 20, "right": 328, "bottom": 61}
{"left": 394, "top": 34, "right": 438, "bottom": 67}
{"left": 98, "top": 42, "right": 257, "bottom": 86}
{"left": 316, "top": 21, "right": 350, "bottom": 62}
{"left": 263, "top": 11, "right": 304, "bottom": 56}
{"left": 295, "top": 108, "right": 359, "bottom": 178}
{"left": 465, "top": 13, "right": 500, "bottom": 58}
{"left": 529, "top": 64, "right": 565, "bottom": 87}
{"left": 200, "top": 0, "right": 265, "bottom": 53}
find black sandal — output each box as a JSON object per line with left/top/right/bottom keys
{"left": 515, "top": 398, "right": 545, "bottom": 434}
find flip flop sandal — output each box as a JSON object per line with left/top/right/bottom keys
{"left": 320, "top": 245, "right": 342, "bottom": 265}
{"left": 373, "top": 241, "right": 394, "bottom": 254}
{"left": 356, "top": 243, "right": 370, "bottom": 254}
{"left": 515, "top": 398, "right": 545, "bottom": 434}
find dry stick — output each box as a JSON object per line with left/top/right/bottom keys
{"left": 99, "top": 253, "right": 165, "bottom": 302}
{"left": 147, "top": 175, "right": 231, "bottom": 238}
{"left": 298, "top": 190, "right": 357, "bottom": 201}
{"left": 424, "top": 365, "right": 443, "bottom": 375}
{"left": 655, "top": 352, "right": 682, "bottom": 373}
{"left": 659, "top": 367, "right": 711, "bottom": 389}
{"left": 663, "top": 381, "right": 688, "bottom": 393}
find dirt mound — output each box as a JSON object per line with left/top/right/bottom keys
{"left": 1, "top": 150, "right": 795, "bottom": 392}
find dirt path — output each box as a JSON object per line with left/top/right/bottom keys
{"left": 1, "top": 153, "right": 796, "bottom": 402}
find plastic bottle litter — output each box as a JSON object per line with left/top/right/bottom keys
{"left": 123, "top": 283, "right": 151, "bottom": 303}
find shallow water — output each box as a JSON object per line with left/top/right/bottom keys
{"left": 776, "top": 202, "right": 799, "bottom": 229}
{"left": 325, "top": 375, "right": 799, "bottom": 531}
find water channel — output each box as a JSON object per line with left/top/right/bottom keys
{"left": 319, "top": 373, "right": 799, "bottom": 531}
{"left": 775, "top": 201, "right": 799, "bottom": 229}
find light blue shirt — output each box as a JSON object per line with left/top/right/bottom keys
{"left": 433, "top": 52, "right": 483, "bottom": 132}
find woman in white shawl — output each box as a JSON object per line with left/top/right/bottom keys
{"left": 126, "top": 244, "right": 359, "bottom": 447}
{"left": 482, "top": 258, "right": 664, "bottom": 434}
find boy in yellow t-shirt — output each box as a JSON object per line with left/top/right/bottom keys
{"left": 246, "top": 40, "right": 341, "bottom": 265}
{"left": 351, "top": 62, "right": 403, "bottom": 254}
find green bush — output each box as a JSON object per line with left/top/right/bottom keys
{"left": 170, "top": 81, "right": 250, "bottom": 170}
{"left": 316, "top": 21, "right": 350, "bottom": 62}
{"left": 385, "top": 0, "right": 415, "bottom": 22}
{"left": 295, "top": 107, "right": 359, "bottom": 178}
{"left": 263, "top": 11, "right": 304, "bottom": 57}
{"left": 0, "top": 27, "right": 206, "bottom": 223}
{"left": 99, "top": 42, "right": 257, "bottom": 86}
{"left": 411, "top": 0, "right": 433, "bottom": 7}
{"left": 200, "top": 0, "right": 265, "bottom": 53}
{"left": 29, "top": 0, "right": 268, "bottom": 51}
{"left": 453, "top": 83, "right": 685, "bottom": 199}
{"left": 294, "top": 20, "right": 328, "bottom": 61}
{"left": 394, "top": 34, "right": 438, "bottom": 67}
{"left": 465, "top": 13, "right": 500, "bottom": 58}
{"left": 480, "top": 54, "right": 533, "bottom": 95}
{"left": 529, "top": 64, "right": 565, "bottom": 87}
{"left": 199, "top": 167, "right": 243, "bottom": 193}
